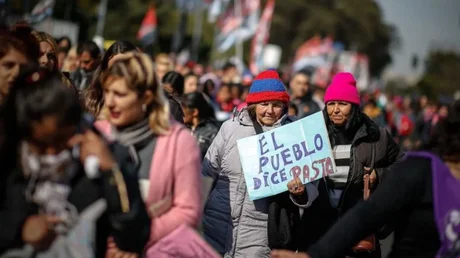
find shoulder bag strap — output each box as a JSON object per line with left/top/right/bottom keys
{"left": 251, "top": 117, "right": 264, "bottom": 135}
{"left": 363, "top": 143, "right": 376, "bottom": 200}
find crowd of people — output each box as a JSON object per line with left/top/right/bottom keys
{"left": 0, "top": 22, "right": 459, "bottom": 258}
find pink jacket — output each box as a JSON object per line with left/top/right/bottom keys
{"left": 95, "top": 120, "right": 202, "bottom": 248}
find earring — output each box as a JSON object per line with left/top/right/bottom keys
{"left": 142, "top": 104, "right": 147, "bottom": 112}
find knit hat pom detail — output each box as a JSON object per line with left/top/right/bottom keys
{"left": 246, "top": 69, "right": 290, "bottom": 105}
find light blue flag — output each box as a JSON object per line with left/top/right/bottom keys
{"left": 237, "top": 111, "right": 336, "bottom": 200}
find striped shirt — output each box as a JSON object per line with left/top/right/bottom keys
{"left": 329, "top": 144, "right": 352, "bottom": 208}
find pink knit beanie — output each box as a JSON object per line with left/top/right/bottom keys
{"left": 324, "top": 72, "right": 360, "bottom": 105}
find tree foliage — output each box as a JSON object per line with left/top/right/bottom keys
{"left": 417, "top": 51, "right": 460, "bottom": 97}
{"left": 24, "top": 0, "right": 398, "bottom": 75}
{"left": 268, "top": 0, "right": 399, "bottom": 76}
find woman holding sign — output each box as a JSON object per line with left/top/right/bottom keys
{"left": 202, "top": 69, "right": 319, "bottom": 257}
{"left": 272, "top": 72, "right": 404, "bottom": 256}
{"left": 272, "top": 101, "right": 460, "bottom": 258}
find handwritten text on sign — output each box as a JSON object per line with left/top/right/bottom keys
{"left": 237, "top": 111, "right": 336, "bottom": 200}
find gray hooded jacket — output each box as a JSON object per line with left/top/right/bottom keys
{"left": 201, "top": 108, "right": 318, "bottom": 257}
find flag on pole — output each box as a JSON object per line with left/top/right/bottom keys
{"left": 207, "top": 0, "right": 231, "bottom": 23}
{"left": 137, "top": 6, "right": 157, "bottom": 46}
{"left": 249, "top": 0, "right": 275, "bottom": 75}
{"left": 214, "top": 0, "right": 260, "bottom": 53}
{"left": 28, "top": 0, "right": 55, "bottom": 24}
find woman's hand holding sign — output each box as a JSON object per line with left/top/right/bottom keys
{"left": 287, "top": 176, "right": 309, "bottom": 204}
{"left": 288, "top": 176, "right": 305, "bottom": 196}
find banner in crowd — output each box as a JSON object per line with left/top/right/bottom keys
{"left": 249, "top": 0, "right": 275, "bottom": 74}
{"left": 137, "top": 6, "right": 157, "bottom": 46}
{"left": 28, "top": 0, "right": 55, "bottom": 24}
{"left": 214, "top": 0, "right": 260, "bottom": 53}
{"left": 207, "top": 0, "right": 231, "bottom": 23}
{"left": 237, "top": 112, "right": 336, "bottom": 200}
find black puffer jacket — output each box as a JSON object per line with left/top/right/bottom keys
{"left": 268, "top": 114, "right": 405, "bottom": 252}
{"left": 191, "top": 119, "right": 220, "bottom": 159}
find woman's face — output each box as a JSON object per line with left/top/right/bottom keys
{"left": 0, "top": 49, "right": 28, "bottom": 98}
{"left": 38, "top": 41, "right": 56, "bottom": 71}
{"left": 184, "top": 76, "right": 198, "bottom": 94}
{"left": 255, "top": 101, "right": 284, "bottom": 126}
{"left": 58, "top": 39, "right": 70, "bottom": 50}
{"left": 231, "top": 85, "right": 240, "bottom": 99}
{"left": 327, "top": 101, "right": 352, "bottom": 126}
{"left": 183, "top": 107, "right": 197, "bottom": 125}
{"left": 103, "top": 77, "right": 149, "bottom": 128}
{"left": 217, "top": 86, "right": 231, "bottom": 102}
{"left": 64, "top": 50, "right": 78, "bottom": 72}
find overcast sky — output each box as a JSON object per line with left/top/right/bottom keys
{"left": 375, "top": 0, "right": 460, "bottom": 77}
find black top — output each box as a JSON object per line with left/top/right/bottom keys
{"left": 0, "top": 143, "right": 150, "bottom": 256}
{"left": 308, "top": 156, "right": 441, "bottom": 258}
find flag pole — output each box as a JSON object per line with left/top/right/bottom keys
{"left": 192, "top": 0, "right": 203, "bottom": 62}
{"left": 95, "top": 0, "right": 108, "bottom": 37}
{"left": 234, "top": 0, "right": 243, "bottom": 62}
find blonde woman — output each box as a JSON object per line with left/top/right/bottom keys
{"left": 94, "top": 53, "right": 202, "bottom": 256}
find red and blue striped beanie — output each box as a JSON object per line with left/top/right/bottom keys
{"left": 246, "top": 69, "right": 290, "bottom": 105}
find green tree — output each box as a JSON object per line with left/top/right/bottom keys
{"left": 68, "top": 0, "right": 397, "bottom": 74}
{"left": 268, "top": 0, "right": 398, "bottom": 76}
{"left": 416, "top": 51, "right": 460, "bottom": 97}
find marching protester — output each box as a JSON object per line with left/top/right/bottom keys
{"left": 31, "top": 31, "right": 76, "bottom": 91}
{"left": 61, "top": 46, "right": 79, "bottom": 74}
{"left": 271, "top": 72, "right": 404, "bottom": 256}
{"left": 184, "top": 72, "right": 199, "bottom": 94}
{"left": 94, "top": 52, "right": 202, "bottom": 255}
{"left": 271, "top": 100, "right": 460, "bottom": 258}
{"left": 83, "top": 40, "right": 138, "bottom": 119}
{"left": 70, "top": 40, "right": 101, "bottom": 92}
{"left": 162, "top": 71, "right": 186, "bottom": 123}
{"left": 1, "top": 3, "right": 457, "bottom": 256}
{"left": 289, "top": 70, "right": 321, "bottom": 118}
{"left": 182, "top": 91, "right": 220, "bottom": 159}
{"left": 0, "top": 23, "right": 40, "bottom": 191}
{"left": 0, "top": 23, "right": 39, "bottom": 106}
{"left": 0, "top": 67, "right": 150, "bottom": 257}
{"left": 202, "top": 69, "right": 318, "bottom": 257}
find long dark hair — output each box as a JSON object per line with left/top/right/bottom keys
{"left": 182, "top": 92, "right": 215, "bottom": 120}
{"left": 162, "top": 71, "right": 184, "bottom": 96}
{"left": 422, "top": 100, "right": 460, "bottom": 162}
{"left": 323, "top": 104, "right": 363, "bottom": 147}
{"left": 84, "top": 40, "right": 138, "bottom": 116}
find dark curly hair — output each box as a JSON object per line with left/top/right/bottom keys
{"left": 422, "top": 100, "right": 460, "bottom": 162}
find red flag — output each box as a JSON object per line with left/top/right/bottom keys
{"left": 137, "top": 6, "right": 157, "bottom": 45}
